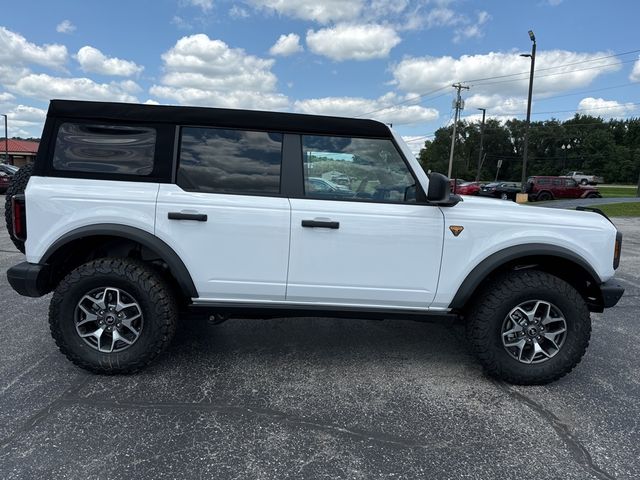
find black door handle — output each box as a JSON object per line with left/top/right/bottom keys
{"left": 301, "top": 220, "right": 339, "bottom": 229}
{"left": 168, "top": 212, "right": 208, "bottom": 222}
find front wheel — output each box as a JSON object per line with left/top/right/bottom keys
{"left": 580, "top": 179, "right": 589, "bottom": 185}
{"left": 500, "top": 192, "right": 509, "bottom": 200}
{"left": 466, "top": 270, "right": 591, "bottom": 385}
{"left": 49, "top": 258, "right": 178, "bottom": 374}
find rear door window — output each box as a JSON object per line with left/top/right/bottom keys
{"left": 177, "top": 127, "right": 283, "bottom": 195}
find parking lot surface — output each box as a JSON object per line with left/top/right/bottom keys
{"left": 0, "top": 195, "right": 638, "bottom": 479}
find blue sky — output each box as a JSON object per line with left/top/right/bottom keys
{"left": 2, "top": 0, "right": 639, "bottom": 153}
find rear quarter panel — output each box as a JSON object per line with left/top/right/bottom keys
{"left": 25, "top": 176, "right": 159, "bottom": 263}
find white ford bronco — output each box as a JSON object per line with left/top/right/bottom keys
{"left": 5, "top": 100, "right": 624, "bottom": 384}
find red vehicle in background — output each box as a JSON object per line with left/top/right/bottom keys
{"left": 526, "top": 176, "right": 601, "bottom": 201}
{"left": 449, "top": 179, "right": 481, "bottom": 196}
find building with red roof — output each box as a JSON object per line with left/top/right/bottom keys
{"left": 0, "top": 139, "right": 40, "bottom": 167}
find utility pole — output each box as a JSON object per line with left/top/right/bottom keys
{"left": 520, "top": 30, "right": 536, "bottom": 190}
{"left": 447, "top": 83, "right": 470, "bottom": 178}
{"left": 475, "top": 108, "right": 486, "bottom": 182}
{"left": 1, "top": 114, "right": 7, "bottom": 164}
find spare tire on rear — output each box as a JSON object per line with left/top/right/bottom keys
{"left": 4, "top": 163, "right": 33, "bottom": 253}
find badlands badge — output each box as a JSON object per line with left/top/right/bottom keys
{"left": 449, "top": 225, "right": 464, "bottom": 237}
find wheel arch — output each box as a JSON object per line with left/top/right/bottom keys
{"left": 41, "top": 224, "right": 198, "bottom": 300}
{"left": 449, "top": 244, "right": 604, "bottom": 312}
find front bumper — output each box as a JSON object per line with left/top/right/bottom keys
{"left": 6, "top": 262, "right": 51, "bottom": 297}
{"left": 599, "top": 279, "right": 624, "bottom": 308}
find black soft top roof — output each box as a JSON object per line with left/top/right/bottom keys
{"left": 47, "top": 100, "right": 392, "bottom": 138}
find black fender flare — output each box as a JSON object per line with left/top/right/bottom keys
{"left": 448, "top": 243, "right": 601, "bottom": 310}
{"left": 41, "top": 224, "right": 198, "bottom": 298}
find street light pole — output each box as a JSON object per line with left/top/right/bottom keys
{"left": 475, "top": 108, "right": 486, "bottom": 182}
{"left": 520, "top": 30, "right": 536, "bottom": 189}
{"left": 447, "top": 83, "right": 470, "bottom": 179}
{"left": 1, "top": 114, "right": 7, "bottom": 164}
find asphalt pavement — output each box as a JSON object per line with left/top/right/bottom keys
{"left": 0, "top": 195, "right": 639, "bottom": 479}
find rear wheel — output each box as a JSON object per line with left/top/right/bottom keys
{"left": 466, "top": 270, "right": 591, "bottom": 385}
{"left": 580, "top": 179, "right": 589, "bottom": 185}
{"left": 49, "top": 258, "right": 178, "bottom": 374}
{"left": 500, "top": 192, "right": 509, "bottom": 200}
{"left": 586, "top": 192, "right": 600, "bottom": 198}
{"left": 537, "top": 191, "right": 552, "bottom": 201}
{"left": 4, "top": 163, "right": 33, "bottom": 253}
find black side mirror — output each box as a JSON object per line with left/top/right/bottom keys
{"left": 427, "top": 172, "right": 451, "bottom": 203}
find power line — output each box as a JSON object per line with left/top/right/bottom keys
{"left": 356, "top": 48, "right": 640, "bottom": 118}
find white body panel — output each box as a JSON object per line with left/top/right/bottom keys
{"left": 287, "top": 198, "right": 444, "bottom": 308}
{"left": 25, "top": 177, "right": 159, "bottom": 263}
{"left": 155, "top": 184, "right": 290, "bottom": 301}
{"left": 431, "top": 195, "right": 618, "bottom": 309}
{"left": 23, "top": 134, "right": 619, "bottom": 313}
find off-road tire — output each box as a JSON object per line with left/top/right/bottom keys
{"left": 49, "top": 258, "right": 178, "bottom": 374}
{"left": 537, "top": 191, "right": 552, "bottom": 201}
{"left": 466, "top": 270, "right": 591, "bottom": 385}
{"left": 4, "top": 163, "right": 33, "bottom": 253}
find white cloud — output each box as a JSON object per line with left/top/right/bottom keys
{"left": 425, "top": 8, "right": 462, "bottom": 28}
{"left": 4, "top": 104, "right": 47, "bottom": 136}
{"left": 269, "top": 33, "right": 303, "bottom": 56}
{"left": 577, "top": 97, "right": 636, "bottom": 118}
{"left": 453, "top": 11, "right": 490, "bottom": 43}
{"left": 307, "top": 24, "right": 401, "bottom": 61}
{"left": 0, "top": 92, "right": 15, "bottom": 104}
{"left": 0, "top": 26, "right": 67, "bottom": 70}
{"left": 464, "top": 94, "right": 527, "bottom": 116}
{"left": 150, "top": 34, "right": 289, "bottom": 110}
{"left": 186, "top": 0, "right": 213, "bottom": 12}
{"left": 630, "top": 57, "right": 640, "bottom": 82}
{"left": 392, "top": 50, "right": 622, "bottom": 98}
{"left": 247, "top": 0, "right": 363, "bottom": 24}
{"left": 402, "top": 135, "right": 429, "bottom": 156}
{"left": 10, "top": 74, "right": 140, "bottom": 103}
{"left": 76, "top": 46, "right": 143, "bottom": 77}
{"left": 229, "top": 5, "right": 250, "bottom": 18}
{"left": 294, "top": 93, "right": 438, "bottom": 125}
{"left": 56, "top": 20, "right": 76, "bottom": 34}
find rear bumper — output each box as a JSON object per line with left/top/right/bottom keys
{"left": 599, "top": 279, "right": 624, "bottom": 308}
{"left": 6, "top": 262, "right": 51, "bottom": 297}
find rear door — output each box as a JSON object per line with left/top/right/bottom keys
{"left": 155, "top": 127, "right": 291, "bottom": 302}
{"left": 286, "top": 134, "right": 444, "bottom": 309}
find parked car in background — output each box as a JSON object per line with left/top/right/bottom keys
{"left": 449, "top": 179, "right": 480, "bottom": 195}
{"left": 565, "top": 171, "right": 604, "bottom": 185}
{"left": 0, "top": 164, "right": 18, "bottom": 193}
{"left": 308, "top": 177, "right": 354, "bottom": 197}
{"left": 526, "top": 176, "right": 601, "bottom": 201}
{"left": 479, "top": 182, "right": 521, "bottom": 200}
{"left": 455, "top": 182, "right": 481, "bottom": 196}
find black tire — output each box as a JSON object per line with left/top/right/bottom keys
{"left": 500, "top": 192, "right": 509, "bottom": 200}
{"left": 580, "top": 179, "right": 589, "bottom": 185}
{"left": 586, "top": 192, "right": 600, "bottom": 198}
{"left": 466, "top": 270, "right": 591, "bottom": 385}
{"left": 537, "top": 191, "right": 552, "bottom": 201}
{"left": 49, "top": 258, "right": 178, "bottom": 374}
{"left": 4, "top": 163, "right": 33, "bottom": 253}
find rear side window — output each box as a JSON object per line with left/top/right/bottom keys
{"left": 53, "top": 123, "right": 156, "bottom": 175}
{"left": 177, "top": 127, "right": 283, "bottom": 195}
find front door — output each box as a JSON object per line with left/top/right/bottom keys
{"left": 286, "top": 134, "right": 445, "bottom": 309}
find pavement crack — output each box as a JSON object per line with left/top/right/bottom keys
{"left": 494, "top": 381, "right": 616, "bottom": 480}
{"left": 66, "top": 397, "right": 456, "bottom": 451}
{"left": 0, "top": 374, "right": 90, "bottom": 450}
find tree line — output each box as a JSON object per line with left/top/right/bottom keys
{"left": 418, "top": 115, "right": 640, "bottom": 184}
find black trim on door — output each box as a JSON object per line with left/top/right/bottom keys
{"left": 280, "top": 133, "right": 304, "bottom": 198}
{"left": 301, "top": 220, "right": 339, "bottom": 229}
{"left": 168, "top": 212, "right": 208, "bottom": 221}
